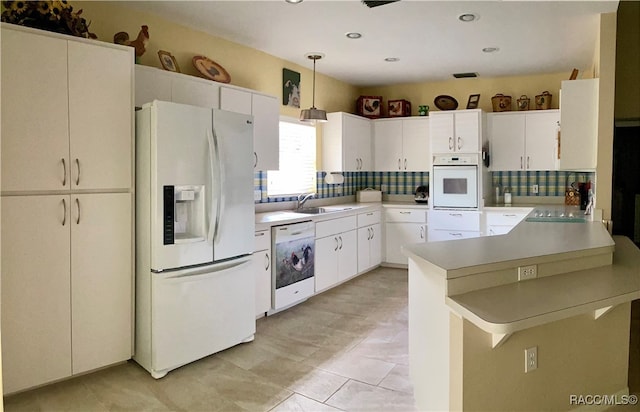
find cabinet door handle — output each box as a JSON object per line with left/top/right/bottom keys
{"left": 404, "top": 159, "right": 407, "bottom": 170}
{"left": 371, "top": 227, "right": 374, "bottom": 240}
{"left": 449, "top": 137, "right": 453, "bottom": 150}
{"left": 398, "top": 158, "right": 401, "bottom": 170}
{"left": 457, "top": 137, "right": 463, "bottom": 150}
{"left": 75, "top": 158, "right": 81, "bottom": 186}
{"left": 61, "top": 158, "right": 67, "bottom": 186}
{"left": 420, "top": 226, "right": 424, "bottom": 239}
{"left": 75, "top": 198, "right": 81, "bottom": 224}
{"left": 367, "top": 227, "right": 371, "bottom": 240}
{"left": 265, "top": 253, "right": 270, "bottom": 270}
{"left": 339, "top": 236, "right": 343, "bottom": 250}
{"left": 520, "top": 156, "right": 524, "bottom": 170}
{"left": 527, "top": 156, "right": 530, "bottom": 169}
{"left": 335, "top": 237, "right": 339, "bottom": 251}
{"left": 61, "top": 198, "right": 67, "bottom": 226}
{"left": 254, "top": 152, "right": 258, "bottom": 168}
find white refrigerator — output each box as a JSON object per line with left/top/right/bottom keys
{"left": 134, "top": 100, "right": 256, "bottom": 379}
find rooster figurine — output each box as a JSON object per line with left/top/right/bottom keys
{"left": 114, "top": 25, "right": 149, "bottom": 58}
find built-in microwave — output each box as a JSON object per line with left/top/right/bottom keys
{"left": 431, "top": 154, "right": 480, "bottom": 209}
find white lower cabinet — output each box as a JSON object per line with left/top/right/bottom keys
{"left": 427, "top": 210, "right": 481, "bottom": 242}
{"left": 483, "top": 210, "right": 529, "bottom": 236}
{"left": 384, "top": 208, "right": 427, "bottom": 265}
{"left": 1, "top": 193, "right": 132, "bottom": 393}
{"left": 252, "top": 230, "right": 272, "bottom": 317}
{"left": 315, "top": 216, "right": 358, "bottom": 292}
{"left": 357, "top": 211, "right": 382, "bottom": 272}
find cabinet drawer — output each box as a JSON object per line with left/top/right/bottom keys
{"left": 357, "top": 210, "right": 381, "bottom": 227}
{"left": 254, "top": 230, "right": 270, "bottom": 252}
{"left": 316, "top": 215, "right": 357, "bottom": 238}
{"left": 429, "top": 210, "right": 480, "bottom": 231}
{"left": 485, "top": 211, "right": 528, "bottom": 227}
{"left": 385, "top": 208, "right": 427, "bottom": 223}
{"left": 428, "top": 229, "right": 481, "bottom": 242}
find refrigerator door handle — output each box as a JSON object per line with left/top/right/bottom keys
{"left": 206, "top": 128, "right": 218, "bottom": 244}
{"left": 159, "top": 258, "right": 251, "bottom": 282}
{"left": 211, "top": 128, "right": 225, "bottom": 242}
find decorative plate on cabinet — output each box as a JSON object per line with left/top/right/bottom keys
{"left": 434, "top": 95, "right": 458, "bottom": 110}
{"left": 192, "top": 55, "right": 231, "bottom": 83}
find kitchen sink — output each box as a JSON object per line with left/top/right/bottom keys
{"left": 294, "top": 206, "right": 353, "bottom": 215}
{"left": 294, "top": 207, "right": 329, "bottom": 214}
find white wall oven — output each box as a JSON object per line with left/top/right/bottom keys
{"left": 431, "top": 154, "right": 480, "bottom": 209}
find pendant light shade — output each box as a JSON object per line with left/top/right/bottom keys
{"left": 300, "top": 53, "right": 327, "bottom": 123}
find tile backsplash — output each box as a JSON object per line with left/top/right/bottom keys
{"left": 254, "top": 171, "right": 430, "bottom": 203}
{"left": 492, "top": 170, "right": 595, "bottom": 197}
{"left": 254, "top": 170, "right": 596, "bottom": 203}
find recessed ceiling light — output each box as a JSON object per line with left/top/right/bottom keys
{"left": 384, "top": 57, "right": 400, "bottom": 62}
{"left": 458, "top": 13, "right": 478, "bottom": 22}
{"left": 482, "top": 47, "right": 500, "bottom": 53}
{"left": 345, "top": 32, "right": 362, "bottom": 39}
{"left": 285, "top": 0, "right": 303, "bottom": 4}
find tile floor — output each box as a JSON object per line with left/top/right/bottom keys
{"left": 3, "top": 267, "right": 416, "bottom": 412}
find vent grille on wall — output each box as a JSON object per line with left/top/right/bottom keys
{"left": 362, "top": 0, "right": 399, "bottom": 8}
{"left": 453, "top": 72, "right": 479, "bottom": 78}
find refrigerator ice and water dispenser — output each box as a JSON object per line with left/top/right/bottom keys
{"left": 163, "top": 185, "right": 206, "bottom": 245}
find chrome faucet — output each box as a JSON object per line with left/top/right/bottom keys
{"left": 296, "top": 193, "right": 317, "bottom": 209}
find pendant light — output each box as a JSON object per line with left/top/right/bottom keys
{"left": 300, "top": 53, "right": 327, "bottom": 123}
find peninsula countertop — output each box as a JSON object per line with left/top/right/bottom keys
{"left": 402, "top": 208, "right": 615, "bottom": 279}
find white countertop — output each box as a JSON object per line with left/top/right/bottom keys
{"left": 446, "top": 236, "right": 640, "bottom": 334}
{"left": 402, "top": 207, "right": 614, "bottom": 279}
{"left": 255, "top": 202, "right": 382, "bottom": 231}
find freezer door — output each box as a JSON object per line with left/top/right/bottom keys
{"left": 211, "top": 109, "right": 256, "bottom": 261}
{"left": 150, "top": 101, "right": 214, "bottom": 270}
{"left": 151, "top": 257, "right": 255, "bottom": 376}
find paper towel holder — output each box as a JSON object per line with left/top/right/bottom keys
{"left": 324, "top": 172, "right": 344, "bottom": 184}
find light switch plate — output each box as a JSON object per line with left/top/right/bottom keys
{"left": 254, "top": 190, "right": 262, "bottom": 201}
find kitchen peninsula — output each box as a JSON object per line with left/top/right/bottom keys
{"left": 402, "top": 215, "right": 640, "bottom": 411}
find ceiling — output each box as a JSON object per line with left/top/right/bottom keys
{"left": 121, "top": 0, "right": 619, "bottom": 87}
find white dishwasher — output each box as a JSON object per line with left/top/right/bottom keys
{"left": 271, "top": 221, "right": 315, "bottom": 312}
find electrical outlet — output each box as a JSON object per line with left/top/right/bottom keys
{"left": 381, "top": 184, "right": 388, "bottom": 193}
{"left": 525, "top": 346, "right": 538, "bottom": 372}
{"left": 254, "top": 190, "right": 262, "bottom": 201}
{"left": 518, "top": 264, "right": 537, "bottom": 281}
{"left": 532, "top": 184, "right": 539, "bottom": 194}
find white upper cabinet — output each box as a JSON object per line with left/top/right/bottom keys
{"left": 220, "top": 87, "right": 280, "bottom": 171}
{"left": 374, "top": 117, "right": 430, "bottom": 171}
{"left": 560, "top": 78, "right": 599, "bottom": 170}
{"left": 1, "top": 27, "right": 70, "bottom": 192}
{"left": 488, "top": 110, "right": 559, "bottom": 171}
{"left": 430, "top": 110, "right": 483, "bottom": 154}
{"left": 373, "top": 119, "right": 403, "bottom": 171}
{"left": 251, "top": 93, "right": 280, "bottom": 171}
{"left": 2, "top": 26, "right": 133, "bottom": 193}
{"left": 135, "top": 65, "right": 219, "bottom": 109}
{"left": 322, "top": 112, "right": 372, "bottom": 171}
{"left": 68, "top": 41, "right": 133, "bottom": 190}
{"left": 171, "top": 75, "right": 220, "bottom": 109}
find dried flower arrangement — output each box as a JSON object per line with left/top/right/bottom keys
{"left": 1, "top": 1, "right": 97, "bottom": 39}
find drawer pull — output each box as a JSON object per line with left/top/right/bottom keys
{"left": 255, "top": 232, "right": 265, "bottom": 237}
{"left": 503, "top": 214, "right": 517, "bottom": 217}
{"left": 449, "top": 213, "right": 463, "bottom": 217}
{"left": 399, "top": 211, "right": 412, "bottom": 215}
{"left": 450, "top": 232, "right": 463, "bottom": 237}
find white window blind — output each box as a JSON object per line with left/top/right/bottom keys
{"left": 267, "top": 119, "right": 317, "bottom": 196}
